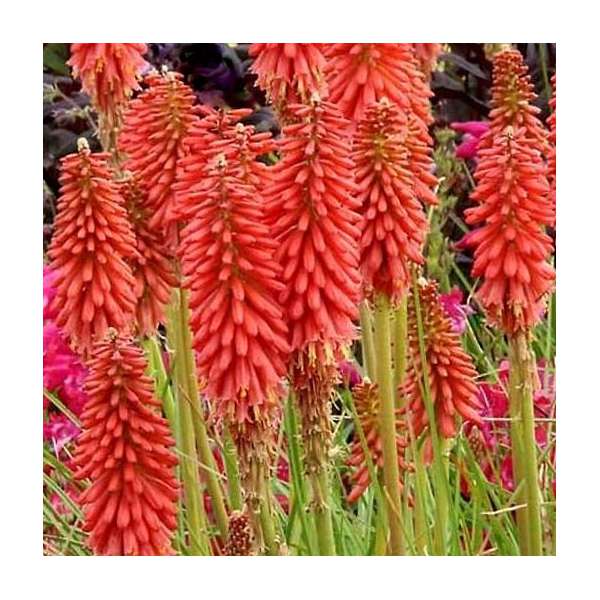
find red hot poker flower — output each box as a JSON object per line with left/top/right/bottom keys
{"left": 464, "top": 127, "right": 555, "bottom": 334}
{"left": 482, "top": 48, "right": 548, "bottom": 154}
{"left": 547, "top": 75, "right": 556, "bottom": 226}
{"left": 174, "top": 107, "right": 255, "bottom": 223}
{"left": 354, "top": 99, "right": 430, "bottom": 303}
{"left": 48, "top": 140, "right": 137, "bottom": 354}
{"left": 119, "top": 71, "right": 198, "bottom": 230}
{"left": 325, "top": 44, "right": 433, "bottom": 127}
{"left": 266, "top": 99, "right": 362, "bottom": 359}
{"left": 119, "top": 174, "right": 177, "bottom": 336}
{"left": 346, "top": 382, "right": 412, "bottom": 503}
{"left": 405, "top": 279, "right": 481, "bottom": 439}
{"left": 74, "top": 333, "right": 179, "bottom": 555}
{"left": 68, "top": 44, "right": 148, "bottom": 117}
{"left": 411, "top": 43, "right": 443, "bottom": 75}
{"left": 249, "top": 43, "right": 328, "bottom": 111}
{"left": 179, "top": 152, "right": 289, "bottom": 425}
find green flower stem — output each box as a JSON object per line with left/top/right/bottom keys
{"left": 176, "top": 288, "right": 229, "bottom": 541}
{"left": 508, "top": 330, "right": 543, "bottom": 555}
{"left": 309, "top": 469, "right": 336, "bottom": 555}
{"left": 393, "top": 295, "right": 408, "bottom": 405}
{"left": 411, "top": 271, "right": 450, "bottom": 555}
{"left": 222, "top": 426, "right": 243, "bottom": 512}
{"left": 360, "top": 301, "right": 376, "bottom": 380}
{"left": 373, "top": 293, "right": 405, "bottom": 555}
{"left": 258, "top": 465, "right": 280, "bottom": 555}
{"left": 284, "top": 396, "right": 318, "bottom": 555}
{"left": 166, "top": 292, "right": 210, "bottom": 555}
{"left": 142, "top": 335, "right": 185, "bottom": 551}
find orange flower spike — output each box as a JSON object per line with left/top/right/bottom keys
{"left": 484, "top": 48, "right": 548, "bottom": 153}
{"left": 120, "top": 175, "right": 177, "bottom": 336}
{"left": 346, "top": 382, "right": 412, "bottom": 504}
{"left": 266, "top": 99, "right": 362, "bottom": 357}
{"left": 325, "top": 43, "right": 433, "bottom": 127}
{"left": 47, "top": 140, "right": 138, "bottom": 354}
{"left": 405, "top": 279, "right": 482, "bottom": 439}
{"left": 68, "top": 43, "right": 148, "bottom": 117}
{"left": 411, "top": 43, "right": 443, "bottom": 76}
{"left": 174, "top": 107, "right": 254, "bottom": 222}
{"left": 464, "top": 127, "right": 555, "bottom": 334}
{"left": 179, "top": 151, "right": 290, "bottom": 424}
{"left": 547, "top": 75, "right": 556, "bottom": 225}
{"left": 354, "top": 99, "right": 430, "bottom": 303}
{"left": 249, "top": 43, "right": 328, "bottom": 110}
{"left": 74, "top": 333, "right": 179, "bottom": 555}
{"left": 119, "top": 71, "right": 198, "bottom": 230}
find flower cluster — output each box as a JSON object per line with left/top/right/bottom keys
{"left": 68, "top": 43, "right": 149, "bottom": 117}
{"left": 47, "top": 141, "right": 138, "bottom": 353}
{"left": 249, "top": 44, "right": 327, "bottom": 113}
{"left": 353, "top": 99, "right": 430, "bottom": 302}
{"left": 346, "top": 381, "right": 411, "bottom": 503}
{"left": 119, "top": 71, "right": 198, "bottom": 230}
{"left": 74, "top": 334, "right": 179, "bottom": 555}
{"left": 404, "top": 279, "right": 481, "bottom": 438}
{"left": 464, "top": 128, "right": 555, "bottom": 334}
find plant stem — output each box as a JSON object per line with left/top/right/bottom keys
{"left": 222, "top": 426, "right": 243, "bottom": 512}
{"left": 176, "top": 289, "right": 229, "bottom": 540}
{"left": 508, "top": 330, "right": 543, "bottom": 555}
{"left": 310, "top": 469, "right": 337, "bottom": 555}
{"left": 373, "top": 294, "right": 405, "bottom": 555}
{"left": 284, "top": 396, "right": 318, "bottom": 554}
{"left": 394, "top": 295, "right": 408, "bottom": 405}
{"left": 359, "top": 301, "right": 376, "bottom": 379}
{"left": 166, "top": 291, "right": 209, "bottom": 555}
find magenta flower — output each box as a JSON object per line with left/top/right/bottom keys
{"left": 43, "top": 414, "right": 80, "bottom": 455}
{"left": 451, "top": 120, "right": 490, "bottom": 160}
{"left": 463, "top": 359, "right": 555, "bottom": 493}
{"left": 339, "top": 359, "right": 363, "bottom": 390}
{"left": 440, "top": 287, "right": 474, "bottom": 334}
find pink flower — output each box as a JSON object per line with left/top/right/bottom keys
{"left": 43, "top": 414, "right": 80, "bottom": 455}
{"left": 451, "top": 121, "right": 490, "bottom": 160}
{"left": 339, "top": 359, "right": 363, "bottom": 390}
{"left": 439, "top": 287, "right": 474, "bottom": 334}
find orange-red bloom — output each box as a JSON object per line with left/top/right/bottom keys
{"left": 547, "top": 75, "right": 556, "bottom": 226}
{"left": 325, "top": 44, "right": 433, "bottom": 127}
{"left": 482, "top": 49, "right": 548, "bottom": 154}
{"left": 411, "top": 43, "right": 442, "bottom": 75}
{"left": 119, "top": 175, "right": 177, "bottom": 336}
{"left": 119, "top": 71, "right": 198, "bottom": 230}
{"left": 178, "top": 133, "right": 289, "bottom": 424}
{"left": 463, "top": 127, "right": 555, "bottom": 334}
{"left": 354, "top": 99, "right": 430, "bottom": 302}
{"left": 265, "top": 99, "right": 362, "bottom": 359}
{"left": 74, "top": 334, "right": 179, "bottom": 555}
{"left": 68, "top": 43, "right": 148, "bottom": 116}
{"left": 405, "top": 279, "right": 481, "bottom": 439}
{"left": 48, "top": 141, "right": 137, "bottom": 353}
{"left": 249, "top": 43, "right": 327, "bottom": 111}
{"left": 346, "top": 381, "right": 411, "bottom": 503}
